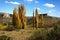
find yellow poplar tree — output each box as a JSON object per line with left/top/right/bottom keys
{"left": 13, "top": 8, "right": 17, "bottom": 27}
{"left": 21, "top": 4, "right": 26, "bottom": 29}
{"left": 18, "top": 5, "right": 22, "bottom": 19}
{"left": 41, "top": 14, "right": 44, "bottom": 27}
{"left": 35, "top": 8, "right": 38, "bottom": 29}
{"left": 18, "top": 5, "right": 22, "bottom": 29}
{"left": 17, "top": 13, "right": 22, "bottom": 29}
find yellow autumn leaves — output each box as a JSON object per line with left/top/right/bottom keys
{"left": 13, "top": 4, "right": 26, "bottom": 29}
{"left": 35, "top": 8, "right": 38, "bottom": 29}
{"left": 33, "top": 8, "right": 44, "bottom": 29}
{"left": 13, "top": 5, "right": 44, "bottom": 29}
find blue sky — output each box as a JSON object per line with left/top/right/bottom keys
{"left": 0, "top": 0, "right": 60, "bottom": 17}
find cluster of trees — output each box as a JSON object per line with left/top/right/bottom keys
{"left": 13, "top": 4, "right": 26, "bottom": 29}
{"left": 33, "top": 8, "right": 44, "bottom": 29}
{"left": 13, "top": 4, "right": 44, "bottom": 29}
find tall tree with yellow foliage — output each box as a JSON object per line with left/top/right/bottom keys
{"left": 13, "top": 8, "right": 17, "bottom": 27}
{"left": 41, "top": 14, "right": 44, "bottom": 27}
{"left": 35, "top": 8, "right": 38, "bottom": 29}
{"left": 16, "top": 10, "right": 22, "bottom": 29}
{"left": 20, "top": 4, "right": 26, "bottom": 29}
{"left": 18, "top": 5, "right": 22, "bottom": 19}
{"left": 18, "top": 4, "right": 26, "bottom": 29}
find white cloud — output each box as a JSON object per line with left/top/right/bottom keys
{"left": 5, "top": 1, "right": 20, "bottom": 5}
{"left": 35, "top": 1, "right": 39, "bottom": 3}
{"left": 58, "top": 12, "right": 60, "bottom": 14}
{"left": 43, "top": 3, "right": 55, "bottom": 8}
{"left": 24, "top": 0, "right": 33, "bottom": 2}
{"left": 24, "top": 0, "right": 39, "bottom": 3}
{"left": 27, "top": 0, "right": 33, "bottom": 2}
{"left": 48, "top": 10, "right": 52, "bottom": 13}
{"left": 48, "top": 10, "right": 56, "bottom": 13}
{"left": 37, "top": 8, "right": 40, "bottom": 10}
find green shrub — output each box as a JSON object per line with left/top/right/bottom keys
{"left": 28, "top": 25, "right": 60, "bottom": 40}
{"left": 29, "top": 29, "right": 47, "bottom": 40}
{"left": 47, "top": 30, "right": 57, "bottom": 40}
{"left": 5, "top": 26, "right": 15, "bottom": 31}
{"left": 47, "top": 24, "right": 60, "bottom": 40}
{"left": 29, "top": 30, "right": 43, "bottom": 40}
{"left": 52, "top": 24, "right": 60, "bottom": 34}
{"left": 0, "top": 35, "right": 12, "bottom": 40}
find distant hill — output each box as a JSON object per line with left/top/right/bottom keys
{"left": 0, "top": 12, "right": 13, "bottom": 24}
{"left": 27, "top": 14, "right": 60, "bottom": 27}
{"left": 0, "top": 12, "right": 60, "bottom": 27}
{"left": 0, "top": 12, "right": 13, "bottom": 18}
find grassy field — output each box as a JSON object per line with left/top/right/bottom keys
{"left": 0, "top": 27, "right": 53, "bottom": 40}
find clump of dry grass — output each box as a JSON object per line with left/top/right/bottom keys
{"left": 0, "top": 23, "right": 7, "bottom": 30}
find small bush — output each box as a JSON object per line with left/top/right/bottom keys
{"left": 29, "top": 30, "right": 43, "bottom": 40}
{"left": 5, "top": 26, "right": 15, "bottom": 31}
{"left": 28, "top": 25, "right": 60, "bottom": 40}
{"left": 47, "top": 24, "right": 60, "bottom": 40}
{"left": 28, "top": 29, "right": 47, "bottom": 40}
{"left": 47, "top": 30, "right": 57, "bottom": 40}
{"left": 0, "top": 35, "right": 12, "bottom": 40}
{"left": 52, "top": 24, "right": 60, "bottom": 34}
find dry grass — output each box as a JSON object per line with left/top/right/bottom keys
{"left": 0, "top": 24, "right": 7, "bottom": 30}
{"left": 0, "top": 28, "right": 53, "bottom": 40}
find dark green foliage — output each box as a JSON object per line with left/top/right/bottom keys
{"left": 52, "top": 24, "right": 60, "bottom": 34}
{"left": 47, "top": 30, "right": 60, "bottom": 40}
{"left": 0, "top": 35, "right": 12, "bottom": 40}
{"left": 28, "top": 29, "right": 48, "bottom": 40}
{"left": 29, "top": 30, "right": 44, "bottom": 40}
{"left": 28, "top": 24, "right": 60, "bottom": 40}
{"left": 47, "top": 24, "right": 60, "bottom": 40}
{"left": 47, "top": 30, "right": 57, "bottom": 40}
